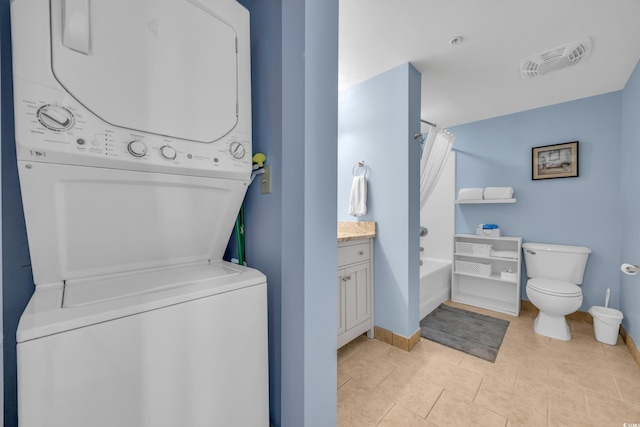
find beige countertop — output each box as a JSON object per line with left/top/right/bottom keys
{"left": 337, "top": 221, "right": 376, "bottom": 242}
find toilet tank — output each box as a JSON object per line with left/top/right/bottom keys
{"left": 522, "top": 242, "right": 591, "bottom": 284}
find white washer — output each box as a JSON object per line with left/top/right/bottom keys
{"left": 11, "top": 0, "right": 268, "bottom": 426}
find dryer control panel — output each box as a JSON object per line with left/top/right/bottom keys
{"left": 11, "top": 0, "right": 253, "bottom": 181}
{"left": 14, "top": 80, "right": 251, "bottom": 180}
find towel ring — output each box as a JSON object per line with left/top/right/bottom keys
{"left": 352, "top": 161, "right": 367, "bottom": 177}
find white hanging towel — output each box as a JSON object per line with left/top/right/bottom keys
{"left": 349, "top": 175, "right": 367, "bottom": 216}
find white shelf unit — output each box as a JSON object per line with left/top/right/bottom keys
{"left": 455, "top": 198, "right": 516, "bottom": 204}
{"left": 452, "top": 234, "right": 522, "bottom": 316}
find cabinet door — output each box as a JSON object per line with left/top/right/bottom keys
{"left": 344, "top": 263, "right": 370, "bottom": 330}
{"left": 337, "top": 269, "right": 346, "bottom": 335}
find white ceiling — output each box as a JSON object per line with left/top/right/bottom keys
{"left": 339, "top": 0, "right": 640, "bottom": 128}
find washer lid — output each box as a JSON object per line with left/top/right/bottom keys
{"left": 50, "top": 0, "right": 239, "bottom": 143}
{"left": 17, "top": 261, "right": 266, "bottom": 343}
{"left": 62, "top": 261, "right": 242, "bottom": 308}
{"left": 528, "top": 278, "right": 582, "bottom": 297}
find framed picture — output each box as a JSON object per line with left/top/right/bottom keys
{"left": 532, "top": 141, "right": 579, "bottom": 180}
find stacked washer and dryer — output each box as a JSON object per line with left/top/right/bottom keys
{"left": 11, "top": 0, "right": 268, "bottom": 425}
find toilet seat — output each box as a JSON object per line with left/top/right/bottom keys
{"left": 527, "top": 278, "right": 582, "bottom": 297}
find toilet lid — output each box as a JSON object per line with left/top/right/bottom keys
{"left": 528, "top": 278, "right": 582, "bottom": 297}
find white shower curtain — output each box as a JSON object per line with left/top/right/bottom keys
{"left": 420, "top": 126, "right": 455, "bottom": 209}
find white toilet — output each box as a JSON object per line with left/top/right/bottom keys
{"left": 522, "top": 242, "right": 591, "bottom": 341}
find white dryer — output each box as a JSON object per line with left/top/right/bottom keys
{"left": 11, "top": 0, "right": 268, "bottom": 426}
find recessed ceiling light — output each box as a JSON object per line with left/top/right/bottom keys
{"left": 449, "top": 36, "right": 463, "bottom": 46}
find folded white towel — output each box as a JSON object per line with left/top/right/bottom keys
{"left": 458, "top": 188, "right": 484, "bottom": 200}
{"left": 483, "top": 187, "right": 514, "bottom": 199}
{"left": 349, "top": 175, "right": 367, "bottom": 216}
{"left": 490, "top": 249, "right": 519, "bottom": 259}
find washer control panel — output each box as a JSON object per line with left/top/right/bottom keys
{"left": 13, "top": 81, "right": 252, "bottom": 180}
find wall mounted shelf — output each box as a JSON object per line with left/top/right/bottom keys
{"left": 455, "top": 198, "right": 516, "bottom": 204}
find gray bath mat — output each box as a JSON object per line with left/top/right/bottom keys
{"left": 420, "top": 304, "right": 509, "bottom": 363}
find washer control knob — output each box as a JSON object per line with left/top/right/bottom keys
{"left": 127, "top": 140, "right": 147, "bottom": 157}
{"left": 229, "top": 141, "right": 246, "bottom": 159}
{"left": 160, "top": 145, "right": 177, "bottom": 160}
{"left": 37, "top": 104, "right": 74, "bottom": 131}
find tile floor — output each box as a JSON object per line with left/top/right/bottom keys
{"left": 337, "top": 301, "right": 640, "bottom": 427}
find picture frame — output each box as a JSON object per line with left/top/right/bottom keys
{"left": 532, "top": 141, "right": 579, "bottom": 180}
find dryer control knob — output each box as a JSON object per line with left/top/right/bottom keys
{"left": 127, "top": 140, "right": 147, "bottom": 157}
{"left": 37, "top": 104, "right": 74, "bottom": 131}
{"left": 229, "top": 141, "right": 246, "bottom": 159}
{"left": 160, "top": 145, "right": 177, "bottom": 160}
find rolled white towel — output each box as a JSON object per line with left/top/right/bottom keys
{"left": 483, "top": 187, "right": 514, "bottom": 199}
{"left": 458, "top": 188, "right": 484, "bottom": 200}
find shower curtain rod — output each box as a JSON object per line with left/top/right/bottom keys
{"left": 414, "top": 119, "right": 437, "bottom": 141}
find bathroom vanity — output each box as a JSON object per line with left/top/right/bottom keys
{"left": 452, "top": 234, "right": 522, "bottom": 316}
{"left": 337, "top": 222, "right": 376, "bottom": 348}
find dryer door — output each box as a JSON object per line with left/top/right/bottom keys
{"left": 50, "top": 0, "right": 239, "bottom": 143}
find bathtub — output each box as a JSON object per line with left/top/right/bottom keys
{"left": 420, "top": 258, "right": 452, "bottom": 320}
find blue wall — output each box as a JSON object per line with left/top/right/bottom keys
{"left": 241, "top": 0, "right": 339, "bottom": 425}
{"left": 338, "top": 63, "right": 422, "bottom": 338}
{"left": 452, "top": 92, "right": 623, "bottom": 314}
{"left": 2, "top": 0, "right": 36, "bottom": 424}
{"left": 280, "top": 0, "right": 338, "bottom": 426}
{"left": 621, "top": 59, "right": 640, "bottom": 347}
{"left": 235, "top": 0, "right": 284, "bottom": 423}
{"left": 0, "top": 0, "right": 4, "bottom": 413}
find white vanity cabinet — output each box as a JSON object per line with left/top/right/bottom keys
{"left": 452, "top": 234, "right": 522, "bottom": 316}
{"left": 337, "top": 238, "right": 374, "bottom": 348}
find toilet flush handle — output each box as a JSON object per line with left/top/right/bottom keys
{"left": 526, "top": 249, "right": 536, "bottom": 255}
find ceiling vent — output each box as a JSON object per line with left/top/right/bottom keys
{"left": 520, "top": 38, "right": 592, "bottom": 79}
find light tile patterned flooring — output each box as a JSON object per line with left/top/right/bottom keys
{"left": 337, "top": 301, "right": 640, "bottom": 427}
